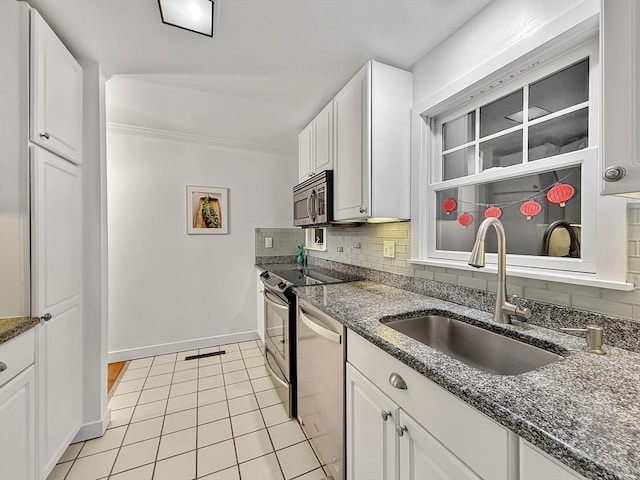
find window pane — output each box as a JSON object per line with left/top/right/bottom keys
{"left": 480, "top": 130, "right": 522, "bottom": 170}
{"left": 529, "top": 108, "right": 588, "bottom": 161}
{"left": 443, "top": 112, "right": 475, "bottom": 151}
{"left": 480, "top": 90, "right": 523, "bottom": 138}
{"left": 529, "top": 59, "right": 589, "bottom": 120}
{"left": 435, "top": 166, "right": 582, "bottom": 257}
{"left": 443, "top": 146, "right": 475, "bottom": 181}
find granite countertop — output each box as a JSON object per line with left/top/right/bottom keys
{"left": 0, "top": 316, "right": 40, "bottom": 345}
{"left": 294, "top": 280, "right": 640, "bottom": 480}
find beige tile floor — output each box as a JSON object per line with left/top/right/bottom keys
{"left": 47, "top": 340, "right": 327, "bottom": 480}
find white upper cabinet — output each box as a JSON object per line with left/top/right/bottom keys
{"left": 298, "top": 100, "right": 334, "bottom": 183}
{"left": 601, "top": 0, "right": 640, "bottom": 197}
{"left": 333, "top": 61, "right": 412, "bottom": 222}
{"left": 30, "top": 9, "right": 83, "bottom": 165}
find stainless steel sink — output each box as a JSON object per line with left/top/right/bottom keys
{"left": 382, "top": 314, "right": 563, "bottom": 375}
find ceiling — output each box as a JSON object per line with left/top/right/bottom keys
{"left": 27, "top": 0, "right": 493, "bottom": 154}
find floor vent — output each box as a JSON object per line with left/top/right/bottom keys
{"left": 184, "top": 350, "right": 225, "bottom": 361}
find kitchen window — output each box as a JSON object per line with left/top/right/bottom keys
{"left": 412, "top": 39, "right": 630, "bottom": 288}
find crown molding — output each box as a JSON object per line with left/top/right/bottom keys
{"left": 106, "top": 122, "right": 294, "bottom": 156}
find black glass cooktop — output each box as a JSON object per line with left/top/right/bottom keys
{"left": 269, "top": 267, "right": 345, "bottom": 287}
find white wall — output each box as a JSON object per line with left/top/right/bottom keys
{"left": 107, "top": 76, "right": 301, "bottom": 156}
{"left": 107, "top": 128, "right": 295, "bottom": 360}
{"left": 412, "top": 0, "right": 594, "bottom": 109}
{"left": 75, "top": 59, "right": 110, "bottom": 441}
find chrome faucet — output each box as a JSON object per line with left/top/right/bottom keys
{"left": 468, "top": 217, "right": 532, "bottom": 324}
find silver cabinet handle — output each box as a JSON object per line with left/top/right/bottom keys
{"left": 389, "top": 373, "right": 407, "bottom": 390}
{"left": 0, "top": 362, "right": 7, "bottom": 372}
{"left": 39, "top": 132, "right": 50, "bottom": 139}
{"left": 41, "top": 313, "right": 52, "bottom": 322}
{"left": 396, "top": 424, "right": 408, "bottom": 437}
{"left": 381, "top": 410, "right": 391, "bottom": 422}
{"left": 602, "top": 166, "right": 626, "bottom": 182}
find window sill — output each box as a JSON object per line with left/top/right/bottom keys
{"left": 408, "top": 258, "right": 635, "bottom": 291}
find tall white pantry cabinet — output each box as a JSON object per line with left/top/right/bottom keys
{"left": 0, "top": 2, "right": 84, "bottom": 479}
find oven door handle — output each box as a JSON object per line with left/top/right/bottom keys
{"left": 299, "top": 308, "right": 342, "bottom": 344}
{"left": 264, "top": 290, "right": 289, "bottom": 312}
{"left": 265, "top": 347, "right": 289, "bottom": 390}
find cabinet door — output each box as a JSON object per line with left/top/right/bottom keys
{"left": 313, "top": 101, "right": 334, "bottom": 174}
{"left": 30, "top": 9, "right": 83, "bottom": 164}
{"left": 601, "top": 0, "right": 640, "bottom": 196}
{"left": 346, "top": 363, "right": 397, "bottom": 480}
{"left": 298, "top": 123, "right": 313, "bottom": 183}
{"left": 398, "top": 410, "right": 481, "bottom": 480}
{"left": 31, "top": 147, "right": 83, "bottom": 477}
{"left": 0, "top": 365, "right": 36, "bottom": 480}
{"left": 334, "top": 63, "right": 371, "bottom": 221}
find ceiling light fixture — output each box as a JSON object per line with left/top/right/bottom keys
{"left": 158, "top": 0, "right": 215, "bottom": 37}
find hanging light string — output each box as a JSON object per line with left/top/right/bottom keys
{"left": 450, "top": 172, "right": 575, "bottom": 212}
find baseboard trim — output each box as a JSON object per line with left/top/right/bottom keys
{"left": 108, "top": 330, "right": 260, "bottom": 362}
{"left": 73, "top": 408, "right": 111, "bottom": 442}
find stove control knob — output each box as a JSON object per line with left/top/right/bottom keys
{"left": 260, "top": 271, "right": 269, "bottom": 278}
{"left": 278, "top": 282, "right": 287, "bottom": 289}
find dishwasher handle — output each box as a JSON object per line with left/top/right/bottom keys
{"left": 299, "top": 307, "right": 342, "bottom": 344}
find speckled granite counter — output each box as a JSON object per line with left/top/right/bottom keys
{"left": 0, "top": 317, "right": 39, "bottom": 345}
{"left": 295, "top": 281, "right": 640, "bottom": 480}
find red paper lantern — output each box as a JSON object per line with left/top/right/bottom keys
{"left": 484, "top": 206, "right": 502, "bottom": 219}
{"left": 458, "top": 212, "right": 473, "bottom": 228}
{"left": 442, "top": 198, "right": 457, "bottom": 215}
{"left": 520, "top": 200, "right": 542, "bottom": 220}
{"left": 547, "top": 183, "right": 575, "bottom": 207}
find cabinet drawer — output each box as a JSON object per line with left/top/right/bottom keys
{"left": 0, "top": 328, "right": 36, "bottom": 389}
{"left": 348, "top": 329, "right": 509, "bottom": 479}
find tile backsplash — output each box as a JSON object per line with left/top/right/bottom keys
{"left": 255, "top": 228, "right": 304, "bottom": 258}
{"left": 309, "top": 203, "right": 640, "bottom": 322}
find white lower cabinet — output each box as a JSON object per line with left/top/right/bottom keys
{"left": 0, "top": 330, "right": 36, "bottom": 480}
{"left": 347, "top": 329, "right": 588, "bottom": 480}
{"left": 347, "top": 363, "right": 480, "bottom": 480}
{"left": 256, "top": 269, "right": 265, "bottom": 342}
{"left": 347, "top": 330, "right": 510, "bottom": 480}
{"left": 520, "top": 440, "right": 586, "bottom": 480}
{"left": 32, "top": 147, "right": 83, "bottom": 478}
{"left": 346, "top": 363, "right": 397, "bottom": 480}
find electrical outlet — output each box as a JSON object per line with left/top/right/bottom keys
{"left": 336, "top": 246, "right": 344, "bottom": 252}
{"left": 353, "top": 242, "right": 361, "bottom": 249}
{"left": 265, "top": 237, "right": 273, "bottom": 248}
{"left": 383, "top": 241, "right": 395, "bottom": 258}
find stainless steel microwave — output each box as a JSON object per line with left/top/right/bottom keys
{"left": 293, "top": 170, "right": 333, "bottom": 227}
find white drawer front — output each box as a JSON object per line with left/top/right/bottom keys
{"left": 0, "top": 328, "right": 36, "bottom": 389}
{"left": 348, "top": 329, "right": 509, "bottom": 480}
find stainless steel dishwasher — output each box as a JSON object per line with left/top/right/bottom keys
{"left": 296, "top": 298, "right": 346, "bottom": 480}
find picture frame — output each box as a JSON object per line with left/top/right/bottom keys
{"left": 186, "top": 185, "right": 228, "bottom": 234}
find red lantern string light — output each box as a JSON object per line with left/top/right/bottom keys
{"left": 546, "top": 183, "right": 575, "bottom": 207}
{"left": 458, "top": 212, "right": 473, "bottom": 228}
{"left": 442, "top": 198, "right": 457, "bottom": 215}
{"left": 484, "top": 206, "right": 502, "bottom": 219}
{"left": 520, "top": 200, "right": 542, "bottom": 220}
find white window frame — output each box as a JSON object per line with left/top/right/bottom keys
{"left": 410, "top": 36, "right": 632, "bottom": 290}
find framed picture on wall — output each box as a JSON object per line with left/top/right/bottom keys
{"left": 186, "top": 185, "right": 228, "bottom": 234}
